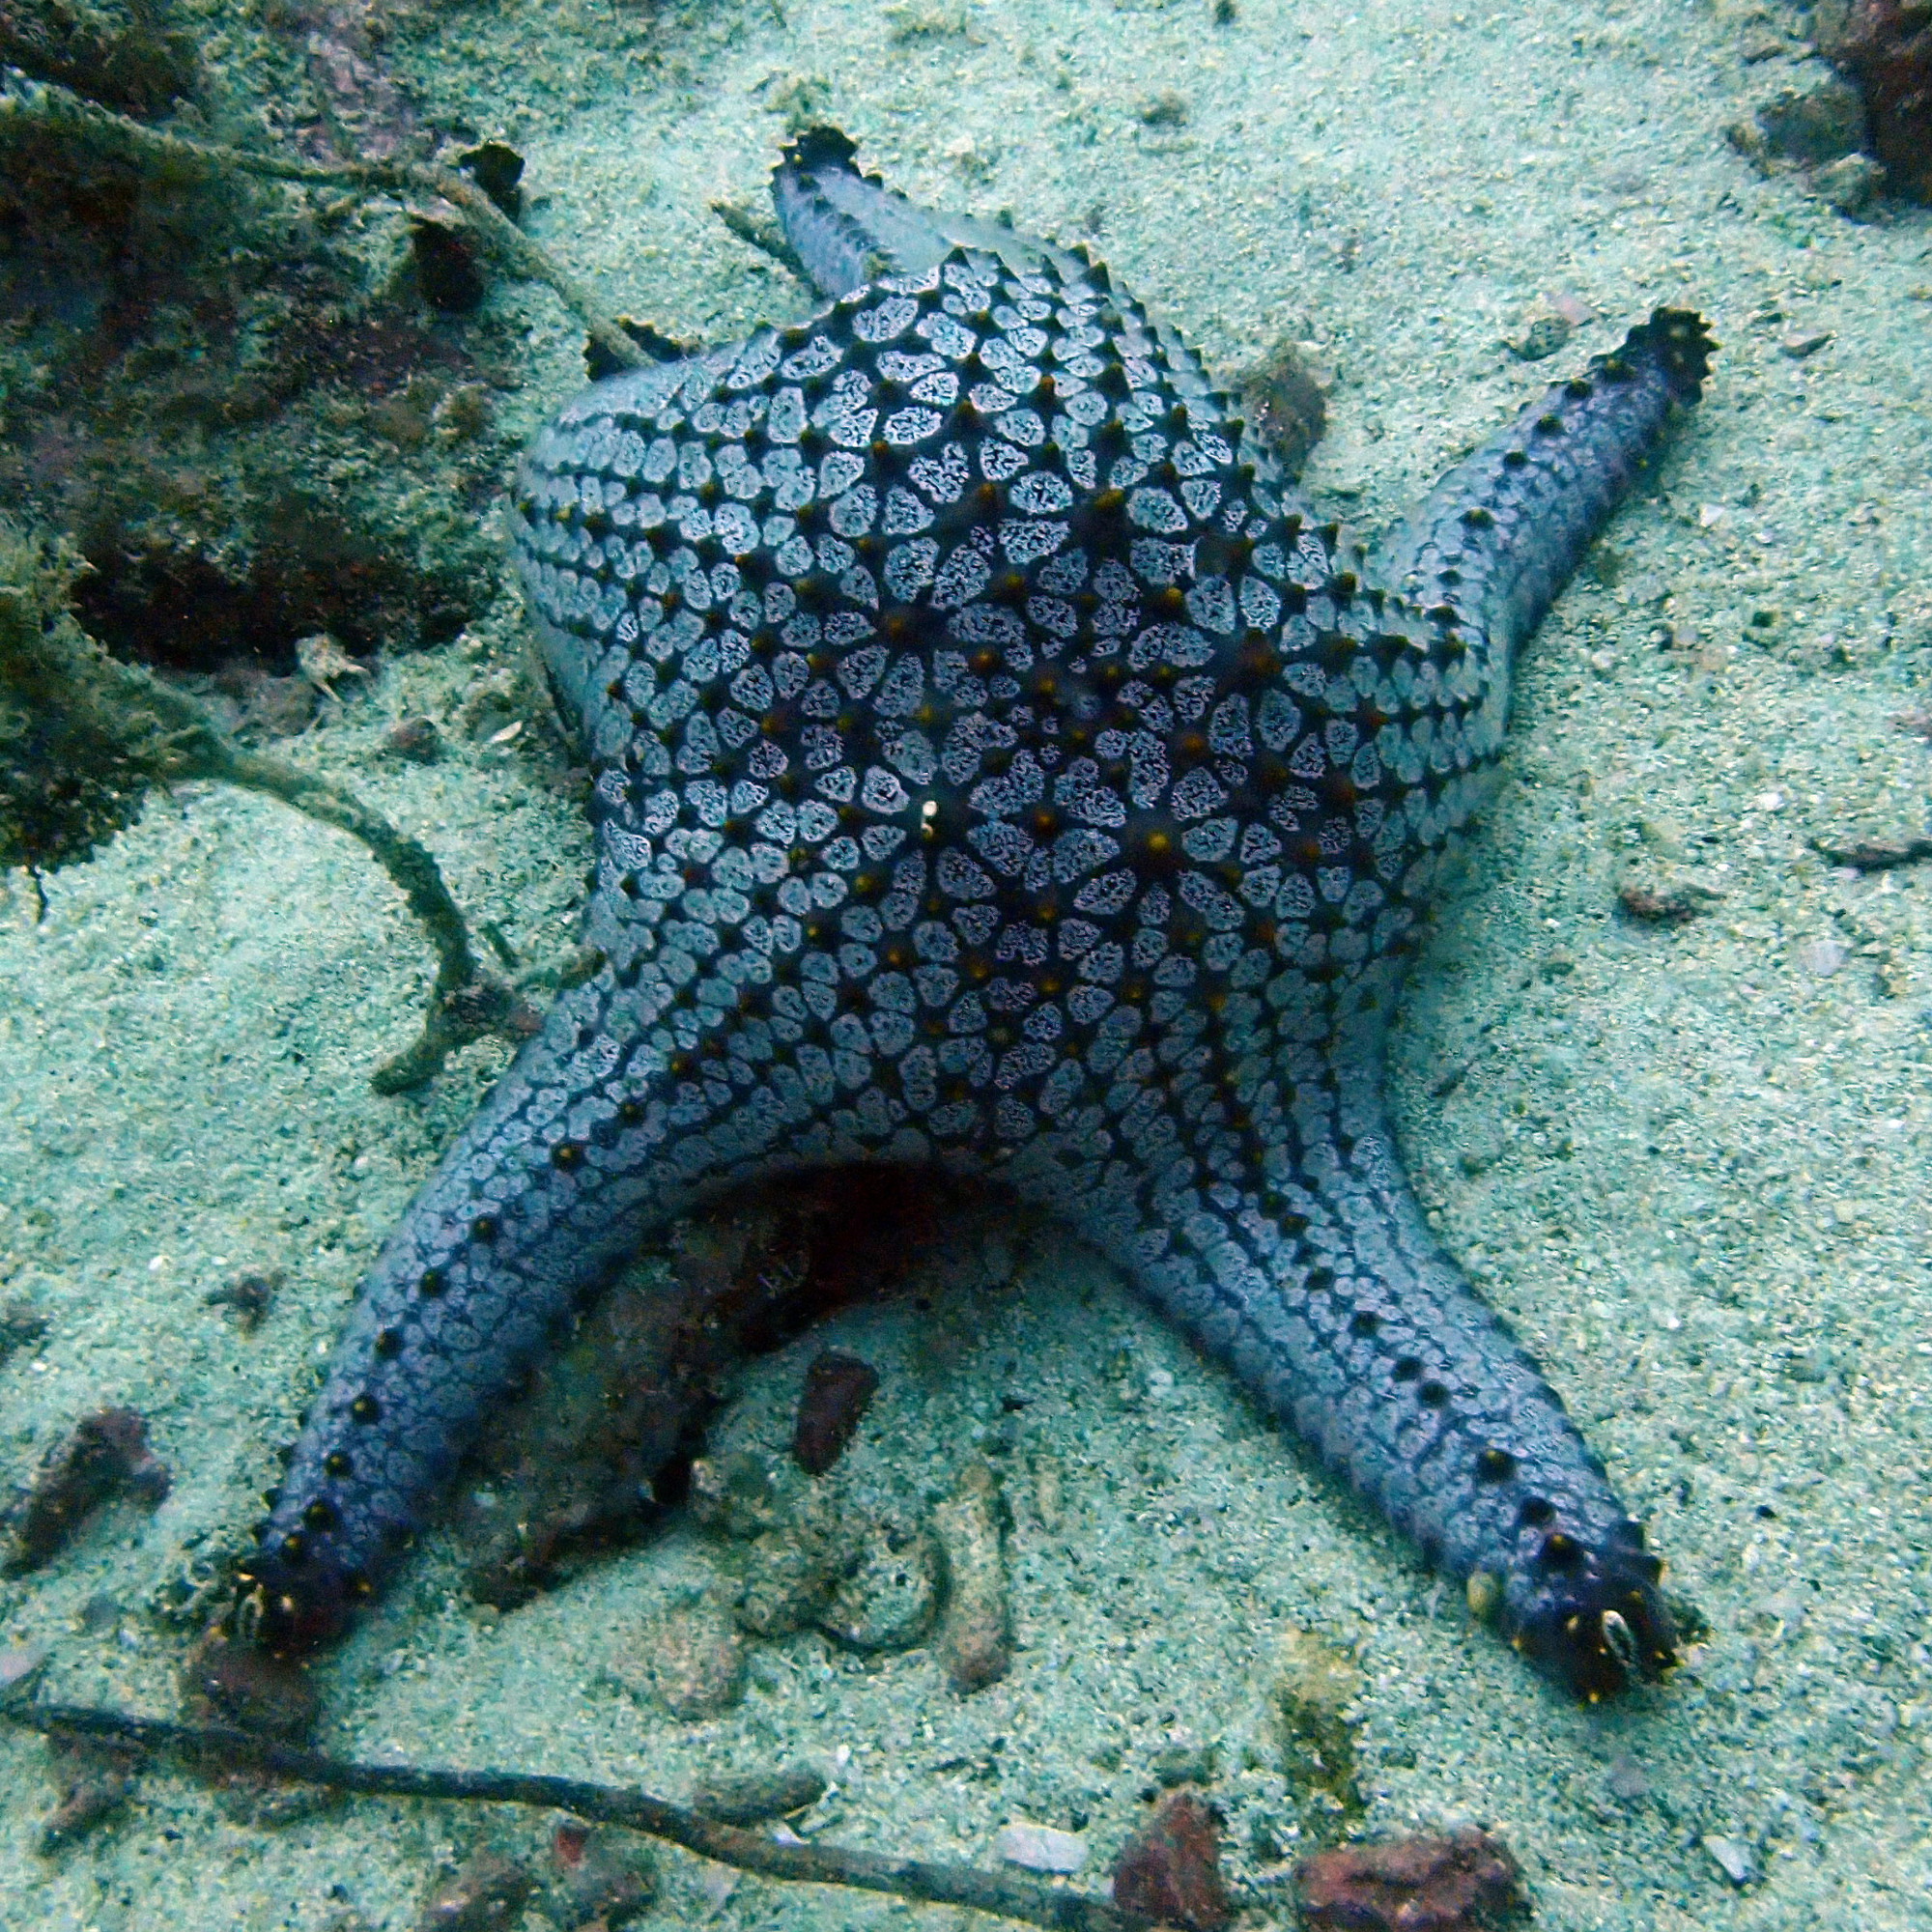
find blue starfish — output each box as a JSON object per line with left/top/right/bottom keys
{"left": 246, "top": 130, "right": 1709, "bottom": 1696}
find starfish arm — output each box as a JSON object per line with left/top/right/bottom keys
{"left": 242, "top": 966, "right": 705, "bottom": 1643}
{"left": 1068, "top": 1061, "right": 1675, "bottom": 1698}
{"left": 1381, "top": 308, "right": 1715, "bottom": 668}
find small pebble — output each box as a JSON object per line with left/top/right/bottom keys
{"left": 933, "top": 1459, "right": 1010, "bottom": 1692}
{"left": 1703, "top": 1833, "right": 1755, "bottom": 1886}
{"left": 549, "top": 1820, "right": 656, "bottom": 1929}
{"left": 790, "top": 1350, "right": 879, "bottom": 1475}
{"left": 1606, "top": 1751, "right": 1650, "bottom": 1801}
{"left": 1112, "top": 1791, "right": 1231, "bottom": 1932}
{"left": 995, "top": 1820, "right": 1088, "bottom": 1873}
{"left": 418, "top": 1847, "right": 533, "bottom": 1931}
{"left": 384, "top": 716, "right": 443, "bottom": 763}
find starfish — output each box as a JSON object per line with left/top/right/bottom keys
{"left": 245, "top": 130, "right": 1709, "bottom": 1696}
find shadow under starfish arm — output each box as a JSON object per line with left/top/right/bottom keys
{"left": 244, "top": 131, "right": 1707, "bottom": 1698}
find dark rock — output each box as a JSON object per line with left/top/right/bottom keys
{"left": 1111, "top": 1791, "right": 1232, "bottom": 1932}
{"left": 5, "top": 1406, "right": 171, "bottom": 1572}
{"left": 1819, "top": 0, "right": 1932, "bottom": 201}
{"left": 791, "top": 1349, "right": 880, "bottom": 1474}
{"left": 38, "top": 1738, "right": 133, "bottom": 1853}
{"left": 417, "top": 1848, "right": 533, "bottom": 1932}
{"left": 1296, "top": 1829, "right": 1528, "bottom": 1932}
{"left": 459, "top": 143, "right": 526, "bottom": 221}
{"left": 548, "top": 1820, "right": 656, "bottom": 1928}
{"left": 412, "top": 213, "right": 486, "bottom": 315}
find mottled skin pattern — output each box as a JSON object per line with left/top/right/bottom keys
{"left": 246, "top": 130, "right": 1711, "bottom": 1696}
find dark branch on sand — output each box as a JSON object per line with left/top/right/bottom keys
{"left": 0, "top": 558, "right": 516, "bottom": 1092}
{"left": 0, "top": 71, "right": 651, "bottom": 374}
{"left": 3, "top": 1700, "right": 1154, "bottom": 1932}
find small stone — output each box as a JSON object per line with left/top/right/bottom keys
{"left": 1703, "top": 1833, "right": 1755, "bottom": 1886}
{"left": 1814, "top": 152, "right": 1886, "bottom": 212}
{"left": 457, "top": 141, "right": 526, "bottom": 219}
{"left": 412, "top": 208, "right": 487, "bottom": 313}
{"left": 791, "top": 1350, "right": 880, "bottom": 1475}
{"left": 1507, "top": 312, "right": 1573, "bottom": 361}
{"left": 1297, "top": 1829, "right": 1527, "bottom": 1931}
{"left": 1750, "top": 71, "right": 1866, "bottom": 164}
{"left": 1137, "top": 90, "right": 1190, "bottom": 128}
{"left": 933, "top": 1459, "right": 1011, "bottom": 1692}
{"left": 1606, "top": 1751, "right": 1650, "bottom": 1800}
{"left": 417, "top": 1848, "right": 533, "bottom": 1930}
{"left": 384, "top": 716, "right": 443, "bottom": 763}
{"left": 1779, "top": 330, "right": 1833, "bottom": 359}
{"left": 1111, "top": 1791, "right": 1232, "bottom": 1931}
{"left": 996, "top": 1820, "right": 1089, "bottom": 1872}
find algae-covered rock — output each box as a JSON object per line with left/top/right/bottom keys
{"left": 0, "top": 527, "right": 165, "bottom": 875}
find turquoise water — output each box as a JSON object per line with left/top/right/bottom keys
{"left": 2, "top": 1, "right": 1929, "bottom": 1925}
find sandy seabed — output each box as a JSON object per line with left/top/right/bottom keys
{"left": 1, "top": 1, "right": 1929, "bottom": 1926}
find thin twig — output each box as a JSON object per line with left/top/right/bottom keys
{"left": 0, "top": 569, "right": 511, "bottom": 1091}
{"left": 0, "top": 69, "right": 650, "bottom": 373}
{"left": 3, "top": 1701, "right": 1153, "bottom": 1932}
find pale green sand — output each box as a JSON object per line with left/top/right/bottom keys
{"left": 1, "top": 1, "right": 1928, "bottom": 1926}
